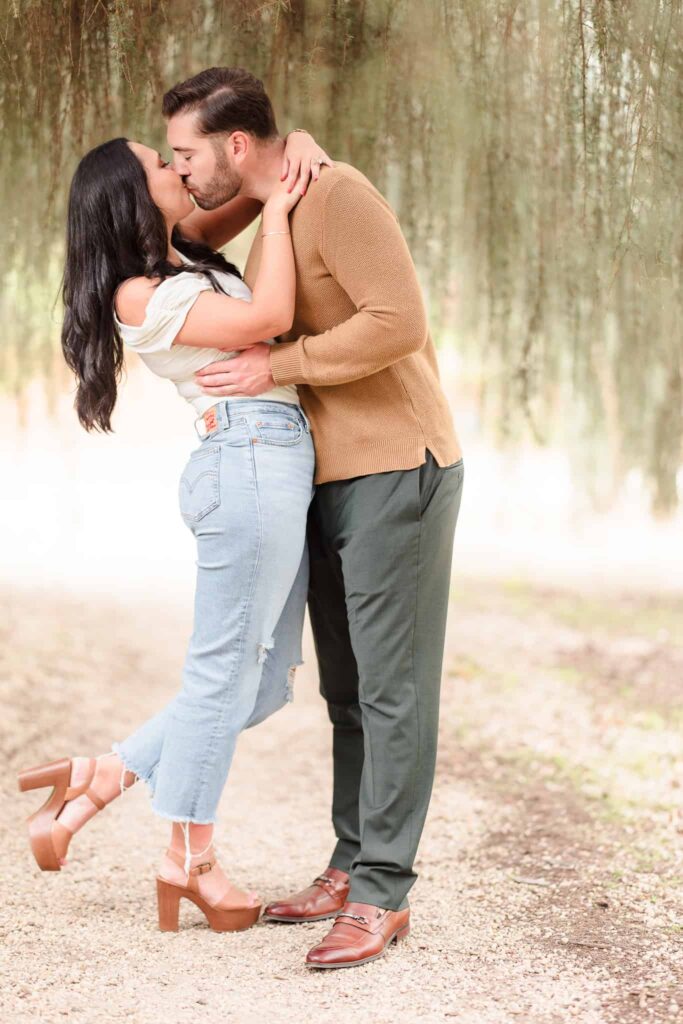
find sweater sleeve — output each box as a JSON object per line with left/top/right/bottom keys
{"left": 268, "top": 176, "right": 429, "bottom": 387}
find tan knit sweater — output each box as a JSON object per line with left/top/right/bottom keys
{"left": 243, "top": 161, "right": 462, "bottom": 485}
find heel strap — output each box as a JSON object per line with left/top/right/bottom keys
{"left": 166, "top": 846, "right": 216, "bottom": 876}
{"left": 64, "top": 758, "right": 107, "bottom": 810}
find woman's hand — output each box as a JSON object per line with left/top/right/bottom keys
{"left": 281, "top": 130, "right": 334, "bottom": 196}
{"left": 264, "top": 177, "right": 306, "bottom": 217}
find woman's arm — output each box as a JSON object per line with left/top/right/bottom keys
{"left": 176, "top": 129, "right": 333, "bottom": 250}
{"left": 116, "top": 181, "right": 301, "bottom": 352}
{"left": 178, "top": 196, "right": 263, "bottom": 250}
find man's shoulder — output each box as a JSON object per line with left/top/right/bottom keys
{"left": 306, "top": 161, "right": 391, "bottom": 209}
{"left": 320, "top": 161, "right": 375, "bottom": 188}
{"left": 290, "top": 162, "right": 397, "bottom": 249}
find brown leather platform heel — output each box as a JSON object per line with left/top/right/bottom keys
{"left": 18, "top": 757, "right": 107, "bottom": 871}
{"left": 156, "top": 848, "right": 262, "bottom": 933}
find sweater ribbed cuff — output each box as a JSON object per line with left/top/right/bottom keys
{"left": 269, "top": 341, "right": 306, "bottom": 387}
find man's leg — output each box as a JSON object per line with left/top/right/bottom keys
{"left": 314, "top": 453, "right": 464, "bottom": 910}
{"left": 306, "top": 493, "right": 363, "bottom": 872}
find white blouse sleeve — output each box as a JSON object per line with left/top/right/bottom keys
{"left": 115, "top": 272, "right": 214, "bottom": 353}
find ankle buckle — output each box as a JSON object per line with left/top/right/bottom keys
{"left": 191, "top": 861, "right": 213, "bottom": 876}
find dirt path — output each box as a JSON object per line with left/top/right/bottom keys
{"left": 1, "top": 577, "right": 682, "bottom": 1024}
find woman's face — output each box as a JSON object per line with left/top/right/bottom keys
{"left": 128, "top": 141, "right": 194, "bottom": 223}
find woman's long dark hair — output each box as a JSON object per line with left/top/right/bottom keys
{"left": 61, "top": 137, "right": 242, "bottom": 432}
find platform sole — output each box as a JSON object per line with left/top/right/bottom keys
{"left": 157, "top": 877, "right": 262, "bottom": 933}
{"left": 18, "top": 758, "right": 73, "bottom": 872}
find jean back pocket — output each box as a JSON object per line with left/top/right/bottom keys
{"left": 179, "top": 445, "right": 221, "bottom": 524}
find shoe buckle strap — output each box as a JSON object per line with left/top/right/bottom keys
{"left": 313, "top": 873, "right": 343, "bottom": 897}
{"left": 334, "top": 911, "right": 369, "bottom": 925}
{"left": 165, "top": 847, "right": 216, "bottom": 875}
{"left": 188, "top": 861, "right": 214, "bottom": 876}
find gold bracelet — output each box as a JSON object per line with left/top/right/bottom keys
{"left": 262, "top": 230, "right": 290, "bottom": 237}
{"left": 287, "top": 128, "right": 310, "bottom": 135}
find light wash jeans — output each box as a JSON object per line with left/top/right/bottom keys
{"left": 113, "top": 400, "right": 315, "bottom": 824}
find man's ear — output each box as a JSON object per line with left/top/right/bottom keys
{"left": 228, "top": 130, "right": 249, "bottom": 160}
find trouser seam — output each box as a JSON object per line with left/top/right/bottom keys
{"left": 401, "top": 470, "right": 423, "bottom": 909}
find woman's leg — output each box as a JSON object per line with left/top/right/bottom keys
{"left": 114, "top": 408, "right": 314, "bottom": 874}
{"left": 244, "top": 538, "right": 310, "bottom": 729}
{"left": 35, "top": 405, "right": 314, "bottom": 881}
{"left": 92, "top": 537, "right": 309, "bottom": 882}
{"left": 155, "top": 539, "right": 311, "bottom": 905}
{"left": 122, "top": 534, "right": 310, "bottom": 786}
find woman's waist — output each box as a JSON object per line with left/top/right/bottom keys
{"left": 177, "top": 379, "right": 299, "bottom": 415}
{"left": 193, "top": 396, "right": 311, "bottom": 441}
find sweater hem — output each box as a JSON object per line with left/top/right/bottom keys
{"left": 312, "top": 434, "right": 463, "bottom": 485}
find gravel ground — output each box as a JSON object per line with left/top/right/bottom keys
{"left": 1, "top": 577, "right": 682, "bottom": 1024}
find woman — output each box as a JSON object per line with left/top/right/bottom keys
{"left": 18, "top": 129, "right": 332, "bottom": 933}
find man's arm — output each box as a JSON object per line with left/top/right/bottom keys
{"left": 269, "top": 175, "right": 428, "bottom": 387}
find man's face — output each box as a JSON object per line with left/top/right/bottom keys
{"left": 166, "top": 111, "right": 243, "bottom": 210}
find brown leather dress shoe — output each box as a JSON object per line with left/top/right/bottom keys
{"left": 263, "top": 867, "right": 350, "bottom": 922}
{"left": 305, "top": 901, "right": 410, "bottom": 968}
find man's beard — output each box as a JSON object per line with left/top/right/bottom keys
{"left": 191, "top": 146, "right": 241, "bottom": 210}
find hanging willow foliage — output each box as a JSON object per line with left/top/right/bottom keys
{"left": 0, "top": 0, "right": 681, "bottom": 514}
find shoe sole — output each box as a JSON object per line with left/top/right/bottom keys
{"left": 305, "top": 923, "right": 410, "bottom": 968}
{"left": 263, "top": 911, "right": 339, "bottom": 923}
{"left": 157, "top": 878, "right": 262, "bottom": 932}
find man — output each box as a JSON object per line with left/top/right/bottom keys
{"left": 163, "top": 66, "right": 464, "bottom": 969}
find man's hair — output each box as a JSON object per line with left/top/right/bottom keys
{"left": 162, "top": 67, "right": 279, "bottom": 139}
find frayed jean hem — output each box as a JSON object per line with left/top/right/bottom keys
{"left": 149, "top": 810, "right": 217, "bottom": 826}
{"left": 111, "top": 743, "right": 217, "bottom": 825}
{"left": 111, "top": 742, "right": 156, "bottom": 800}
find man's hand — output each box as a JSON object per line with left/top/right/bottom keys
{"left": 194, "top": 342, "right": 275, "bottom": 398}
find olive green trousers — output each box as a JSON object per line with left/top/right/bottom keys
{"left": 306, "top": 451, "right": 464, "bottom": 910}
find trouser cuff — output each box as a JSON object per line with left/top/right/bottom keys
{"left": 347, "top": 881, "right": 410, "bottom": 912}
{"left": 328, "top": 838, "right": 359, "bottom": 874}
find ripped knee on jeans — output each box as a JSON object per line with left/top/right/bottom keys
{"left": 256, "top": 637, "right": 275, "bottom": 665}
{"left": 286, "top": 664, "right": 297, "bottom": 702}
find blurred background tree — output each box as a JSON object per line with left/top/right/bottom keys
{"left": 1, "top": 0, "right": 681, "bottom": 515}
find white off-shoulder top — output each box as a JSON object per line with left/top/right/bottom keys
{"left": 113, "top": 250, "right": 299, "bottom": 415}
